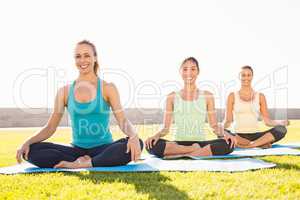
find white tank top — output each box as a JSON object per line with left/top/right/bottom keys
{"left": 233, "top": 91, "right": 260, "bottom": 133}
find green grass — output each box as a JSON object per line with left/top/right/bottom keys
{"left": 1, "top": 121, "right": 300, "bottom": 200}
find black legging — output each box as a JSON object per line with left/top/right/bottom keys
{"left": 146, "top": 138, "right": 234, "bottom": 158}
{"left": 227, "top": 125, "right": 287, "bottom": 143}
{"left": 26, "top": 138, "right": 143, "bottom": 168}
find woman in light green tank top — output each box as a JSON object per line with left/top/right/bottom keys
{"left": 145, "top": 57, "right": 237, "bottom": 158}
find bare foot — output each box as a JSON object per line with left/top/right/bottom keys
{"left": 237, "top": 142, "right": 272, "bottom": 149}
{"left": 54, "top": 155, "right": 92, "bottom": 169}
{"left": 54, "top": 161, "right": 79, "bottom": 169}
{"left": 185, "top": 147, "right": 212, "bottom": 157}
{"left": 192, "top": 143, "right": 201, "bottom": 148}
{"left": 236, "top": 142, "right": 254, "bottom": 148}
{"left": 76, "top": 155, "right": 92, "bottom": 163}
{"left": 236, "top": 144, "right": 249, "bottom": 148}
{"left": 180, "top": 143, "right": 201, "bottom": 156}
{"left": 188, "top": 149, "right": 204, "bottom": 156}
{"left": 258, "top": 143, "right": 272, "bottom": 149}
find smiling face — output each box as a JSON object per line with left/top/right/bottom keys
{"left": 74, "top": 43, "right": 97, "bottom": 75}
{"left": 180, "top": 60, "right": 199, "bottom": 84}
{"left": 240, "top": 67, "right": 253, "bottom": 87}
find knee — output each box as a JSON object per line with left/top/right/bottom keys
{"left": 227, "top": 142, "right": 235, "bottom": 154}
{"left": 29, "top": 142, "right": 50, "bottom": 151}
{"left": 27, "top": 142, "right": 53, "bottom": 162}
{"left": 27, "top": 142, "right": 43, "bottom": 159}
{"left": 125, "top": 138, "right": 144, "bottom": 150}
{"left": 275, "top": 125, "right": 287, "bottom": 135}
{"left": 223, "top": 140, "right": 235, "bottom": 155}
{"left": 270, "top": 125, "right": 287, "bottom": 142}
{"left": 138, "top": 138, "right": 144, "bottom": 151}
{"left": 211, "top": 139, "right": 234, "bottom": 155}
{"left": 146, "top": 139, "right": 166, "bottom": 158}
{"left": 29, "top": 142, "right": 41, "bottom": 149}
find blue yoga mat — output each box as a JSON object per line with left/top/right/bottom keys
{"left": 0, "top": 157, "right": 275, "bottom": 174}
{"left": 163, "top": 144, "right": 300, "bottom": 160}
{"left": 272, "top": 143, "right": 300, "bottom": 149}
{"left": 1, "top": 143, "right": 299, "bottom": 174}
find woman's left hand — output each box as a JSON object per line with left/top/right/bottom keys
{"left": 279, "top": 120, "right": 290, "bottom": 126}
{"left": 127, "top": 136, "right": 142, "bottom": 162}
{"left": 223, "top": 131, "right": 237, "bottom": 148}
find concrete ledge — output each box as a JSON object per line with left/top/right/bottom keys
{"left": 0, "top": 108, "right": 298, "bottom": 128}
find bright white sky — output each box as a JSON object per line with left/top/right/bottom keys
{"left": 0, "top": 0, "right": 299, "bottom": 109}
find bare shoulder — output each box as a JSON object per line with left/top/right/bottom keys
{"left": 57, "top": 84, "right": 71, "bottom": 105}
{"left": 259, "top": 92, "right": 266, "bottom": 102}
{"left": 228, "top": 92, "right": 235, "bottom": 100}
{"left": 103, "top": 80, "right": 115, "bottom": 88}
{"left": 166, "top": 91, "right": 176, "bottom": 102}
{"left": 228, "top": 92, "right": 234, "bottom": 97}
{"left": 102, "top": 80, "right": 118, "bottom": 93}
{"left": 167, "top": 91, "right": 176, "bottom": 98}
{"left": 61, "top": 84, "right": 71, "bottom": 92}
{"left": 203, "top": 90, "right": 214, "bottom": 98}
{"left": 259, "top": 92, "right": 265, "bottom": 98}
{"left": 102, "top": 80, "right": 118, "bottom": 102}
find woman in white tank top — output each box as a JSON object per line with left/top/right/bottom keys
{"left": 223, "top": 66, "right": 289, "bottom": 148}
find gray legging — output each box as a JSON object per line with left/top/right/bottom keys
{"left": 25, "top": 138, "right": 143, "bottom": 168}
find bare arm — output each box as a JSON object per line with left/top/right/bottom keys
{"left": 16, "top": 86, "right": 67, "bottom": 163}
{"left": 259, "top": 93, "right": 289, "bottom": 127}
{"left": 223, "top": 92, "right": 234, "bottom": 129}
{"left": 24, "top": 86, "right": 67, "bottom": 145}
{"left": 105, "top": 82, "right": 137, "bottom": 138}
{"left": 145, "top": 92, "right": 174, "bottom": 149}
{"left": 105, "top": 82, "right": 141, "bottom": 161}
{"left": 206, "top": 91, "right": 237, "bottom": 147}
{"left": 205, "top": 91, "right": 223, "bottom": 137}
{"left": 155, "top": 92, "right": 175, "bottom": 138}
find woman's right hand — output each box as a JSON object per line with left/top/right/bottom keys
{"left": 145, "top": 134, "right": 160, "bottom": 149}
{"left": 280, "top": 120, "right": 290, "bottom": 126}
{"left": 16, "top": 142, "right": 30, "bottom": 163}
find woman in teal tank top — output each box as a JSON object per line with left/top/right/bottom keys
{"left": 16, "top": 40, "right": 143, "bottom": 168}
{"left": 145, "top": 57, "right": 237, "bottom": 158}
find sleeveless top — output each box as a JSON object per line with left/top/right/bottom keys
{"left": 67, "top": 78, "right": 113, "bottom": 148}
{"left": 233, "top": 91, "right": 260, "bottom": 133}
{"left": 173, "top": 90, "right": 207, "bottom": 141}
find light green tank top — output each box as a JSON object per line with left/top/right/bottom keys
{"left": 173, "top": 90, "right": 207, "bottom": 141}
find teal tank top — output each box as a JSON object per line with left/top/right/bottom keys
{"left": 173, "top": 91, "right": 207, "bottom": 141}
{"left": 67, "top": 78, "right": 113, "bottom": 148}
